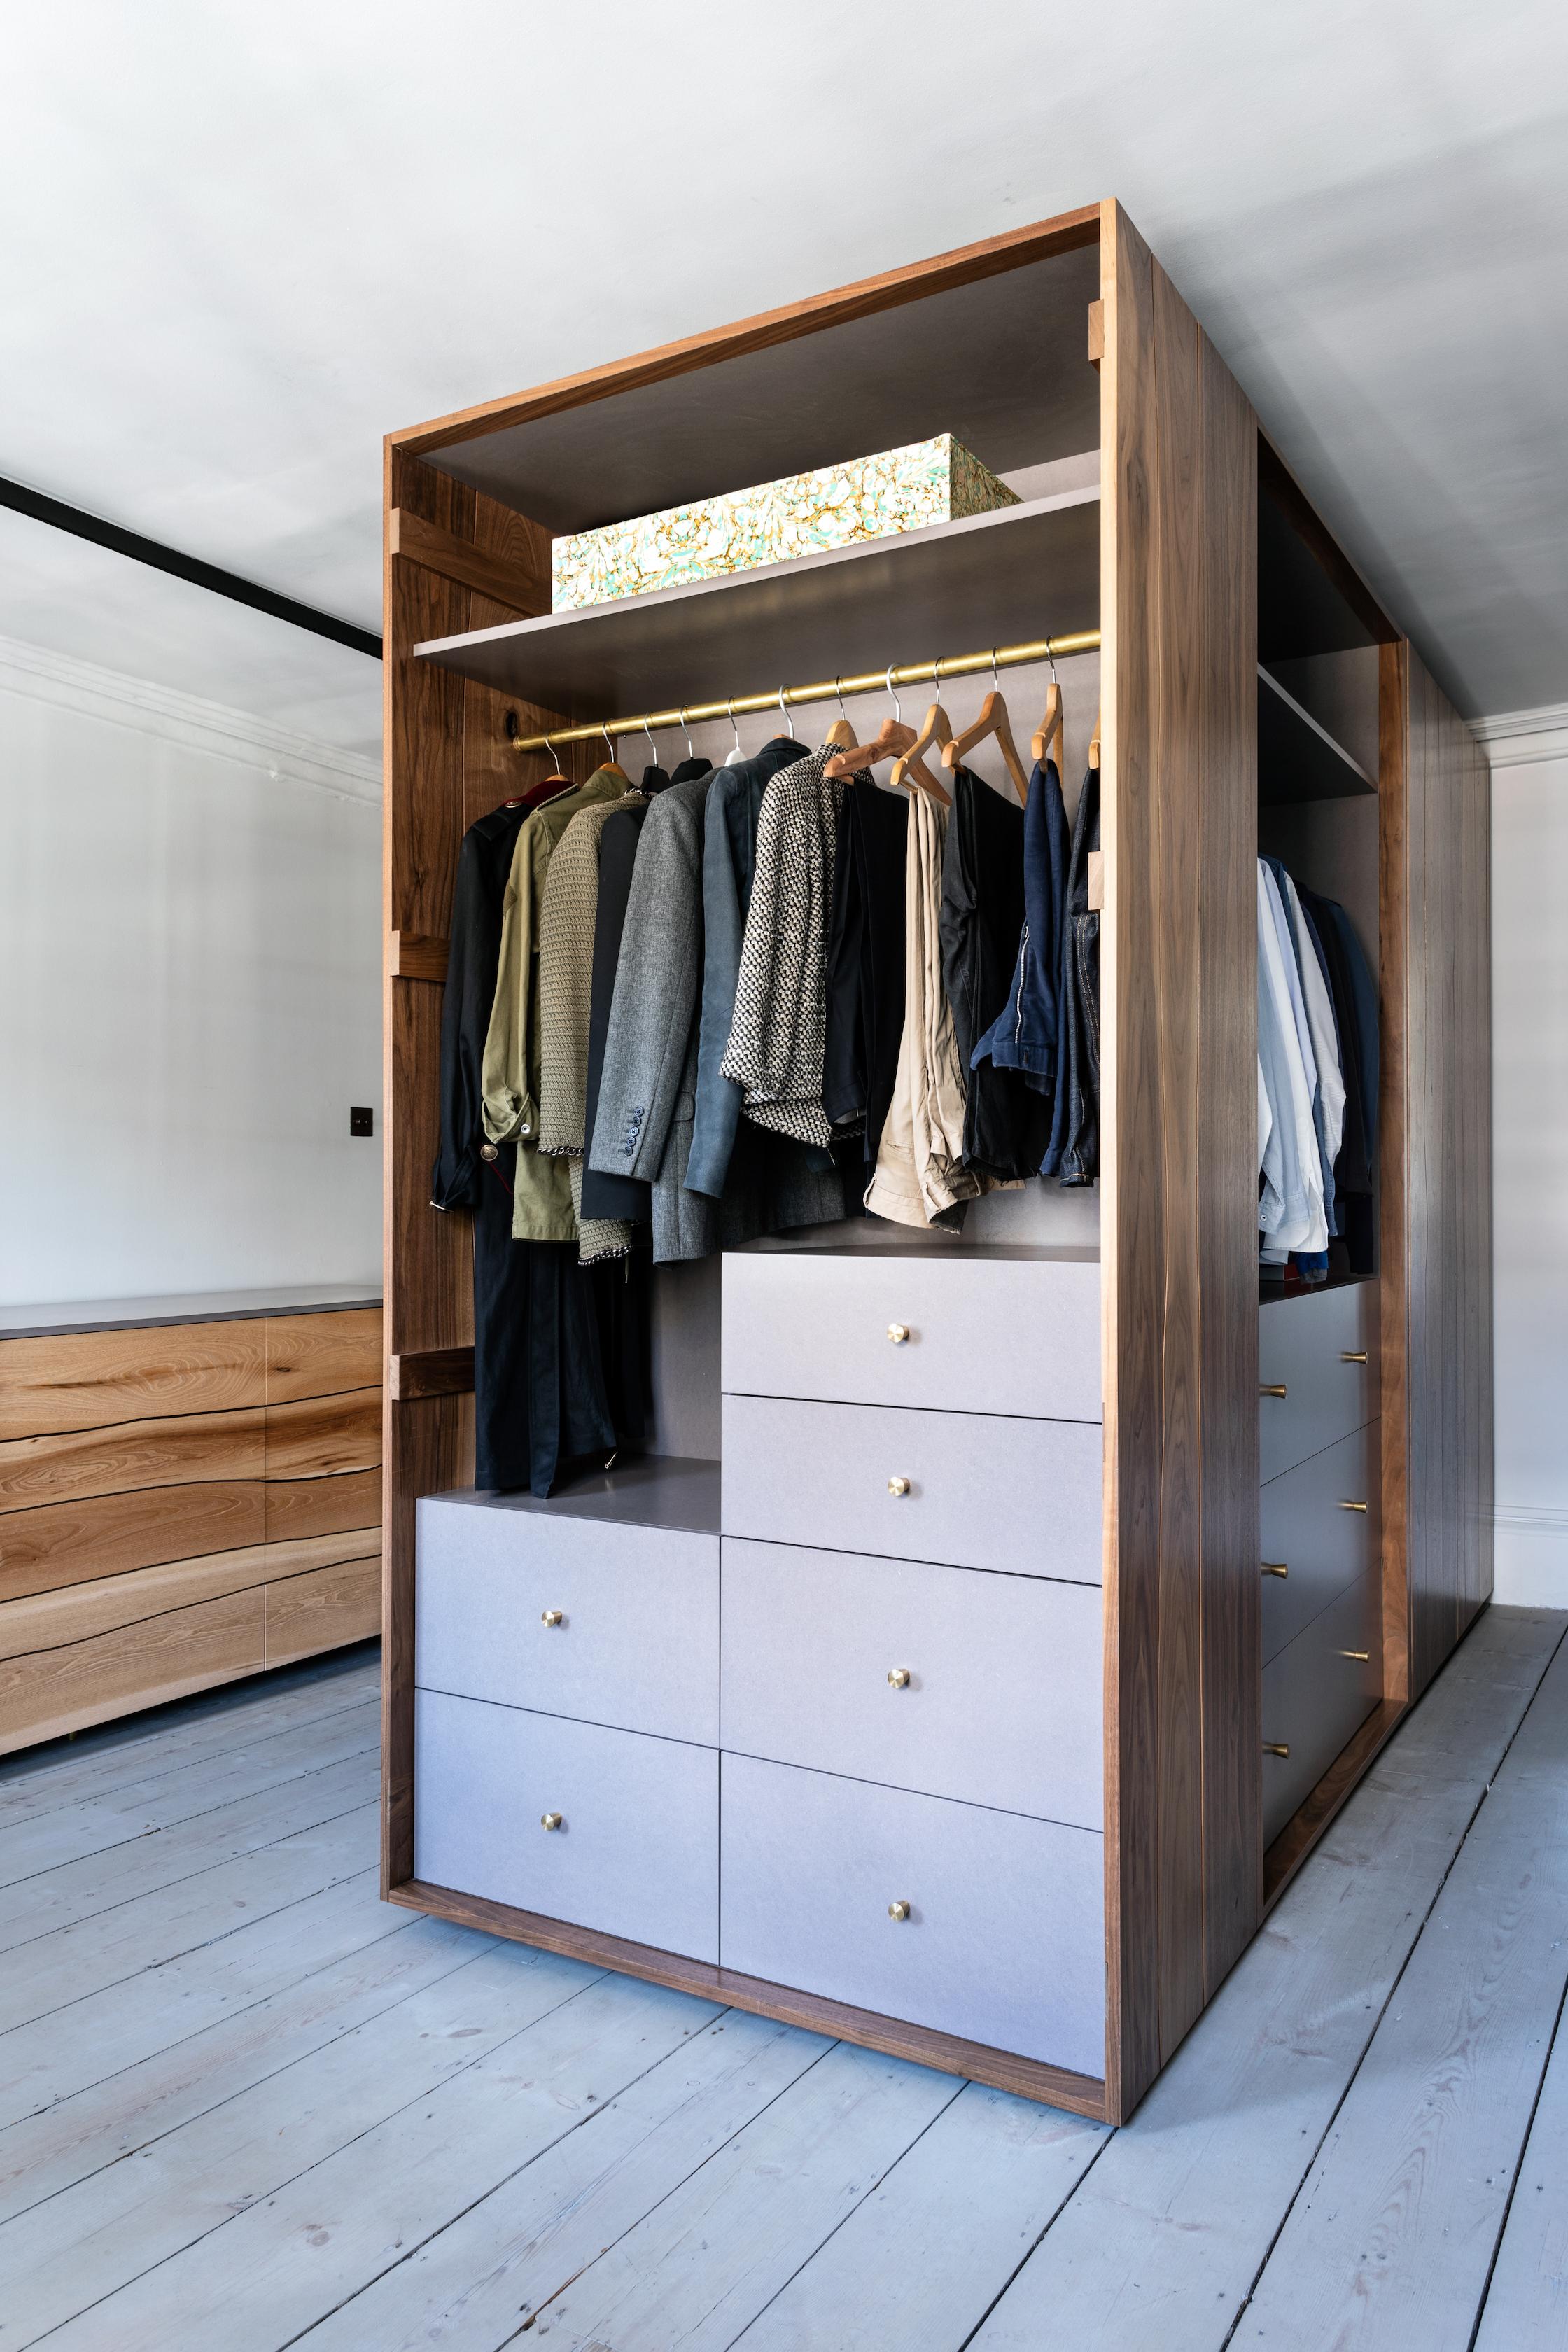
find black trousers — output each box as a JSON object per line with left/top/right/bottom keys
{"left": 472, "top": 1145, "right": 650, "bottom": 1496}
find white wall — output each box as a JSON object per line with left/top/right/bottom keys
{"left": 0, "top": 634, "right": 382, "bottom": 1308}
{"left": 1482, "top": 702, "right": 1568, "bottom": 1604}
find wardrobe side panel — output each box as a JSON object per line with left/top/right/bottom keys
{"left": 1378, "top": 644, "right": 1412, "bottom": 1702}
{"left": 382, "top": 449, "right": 580, "bottom": 1891}
{"left": 1101, "top": 202, "right": 1260, "bottom": 2120}
{"left": 1401, "top": 647, "right": 1493, "bottom": 1697}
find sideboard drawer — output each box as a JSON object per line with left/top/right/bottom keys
{"left": 722, "top": 1249, "right": 1102, "bottom": 1422}
{"left": 1260, "top": 1422, "right": 1381, "bottom": 1665}
{"left": 413, "top": 1690, "right": 718, "bottom": 1961}
{"left": 416, "top": 1492, "right": 718, "bottom": 1745}
{"left": 721, "top": 1539, "right": 1102, "bottom": 1828}
{"left": 720, "top": 1753, "right": 1105, "bottom": 2077}
{"left": 1259, "top": 1281, "right": 1378, "bottom": 1483}
{"left": 1261, "top": 1571, "right": 1382, "bottom": 1847}
{"left": 721, "top": 1395, "right": 1102, "bottom": 1583}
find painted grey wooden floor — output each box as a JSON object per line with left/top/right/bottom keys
{"left": 2, "top": 1608, "right": 1566, "bottom": 2350}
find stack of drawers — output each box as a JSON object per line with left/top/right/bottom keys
{"left": 720, "top": 1247, "right": 1105, "bottom": 2076}
{"left": 1259, "top": 1282, "right": 1382, "bottom": 1844}
{"left": 412, "top": 1458, "right": 722, "bottom": 1960}
{"left": 410, "top": 1246, "right": 1107, "bottom": 2081}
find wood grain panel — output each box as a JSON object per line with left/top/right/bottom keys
{"left": 0, "top": 1320, "right": 265, "bottom": 1441}
{"left": 0, "top": 1408, "right": 265, "bottom": 1514}
{"left": 1378, "top": 642, "right": 1413, "bottom": 1707}
{"left": 265, "top": 1550, "right": 382, "bottom": 1669}
{"left": 388, "top": 1878, "right": 1108, "bottom": 2120}
{"left": 0, "top": 1530, "right": 376, "bottom": 1661}
{"left": 263, "top": 1390, "right": 381, "bottom": 1481}
{"left": 264, "top": 1308, "right": 382, "bottom": 1405}
{"left": 1101, "top": 200, "right": 1260, "bottom": 2121}
{"left": 389, "top": 209, "right": 1100, "bottom": 460}
{"left": 0, "top": 1478, "right": 264, "bottom": 1604}
{"left": 388, "top": 505, "right": 548, "bottom": 612}
{"left": 382, "top": 1393, "right": 470, "bottom": 1889}
{"left": 264, "top": 1465, "right": 382, "bottom": 1545}
{"left": 0, "top": 1586, "right": 266, "bottom": 1755}
{"left": 1392, "top": 645, "right": 1493, "bottom": 1698}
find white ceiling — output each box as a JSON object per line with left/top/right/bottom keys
{"left": 2, "top": 0, "right": 1565, "bottom": 738}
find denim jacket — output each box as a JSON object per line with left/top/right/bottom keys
{"left": 970, "top": 758, "right": 1070, "bottom": 1094}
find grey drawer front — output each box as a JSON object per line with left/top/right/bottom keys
{"left": 1261, "top": 1572, "right": 1382, "bottom": 1847}
{"left": 1259, "top": 1282, "right": 1378, "bottom": 1483}
{"left": 722, "top": 1395, "right": 1102, "bottom": 1583}
{"left": 1260, "top": 1422, "right": 1381, "bottom": 1665}
{"left": 722, "top": 1251, "right": 1101, "bottom": 1423}
{"left": 720, "top": 1753, "right": 1105, "bottom": 2077}
{"left": 416, "top": 1495, "right": 718, "bottom": 1745}
{"left": 413, "top": 1689, "right": 718, "bottom": 1961}
{"left": 721, "top": 1539, "right": 1102, "bottom": 1828}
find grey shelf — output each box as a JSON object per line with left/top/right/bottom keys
{"left": 412, "top": 491, "right": 1100, "bottom": 718}
{"left": 0, "top": 1284, "right": 382, "bottom": 1340}
{"left": 1259, "top": 664, "right": 1376, "bottom": 805}
{"left": 430, "top": 1455, "right": 721, "bottom": 1536}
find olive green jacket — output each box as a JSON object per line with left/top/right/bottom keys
{"left": 482, "top": 767, "right": 625, "bottom": 1240}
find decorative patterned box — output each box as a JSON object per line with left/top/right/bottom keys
{"left": 550, "top": 435, "right": 1020, "bottom": 611}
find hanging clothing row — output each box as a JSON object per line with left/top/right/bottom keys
{"left": 1256, "top": 855, "right": 1378, "bottom": 1282}
{"left": 434, "top": 686, "right": 1103, "bottom": 1497}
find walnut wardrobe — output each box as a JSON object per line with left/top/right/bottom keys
{"left": 379, "top": 199, "right": 1492, "bottom": 2124}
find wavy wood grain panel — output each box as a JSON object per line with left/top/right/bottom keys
{"left": 1101, "top": 200, "right": 1260, "bottom": 2121}
{"left": 0, "top": 1321, "right": 267, "bottom": 1442}
{"left": 264, "top": 1552, "right": 382, "bottom": 1669}
{"left": 263, "top": 1466, "right": 382, "bottom": 1545}
{"left": 0, "top": 1479, "right": 265, "bottom": 1604}
{"left": 0, "top": 1530, "right": 377, "bottom": 1661}
{"left": 0, "top": 1408, "right": 265, "bottom": 1515}
{"left": 264, "top": 1310, "right": 383, "bottom": 1406}
{"left": 263, "top": 1390, "right": 381, "bottom": 1482}
{"left": 0, "top": 1586, "right": 267, "bottom": 1755}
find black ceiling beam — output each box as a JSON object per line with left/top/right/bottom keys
{"left": 0, "top": 472, "right": 382, "bottom": 660}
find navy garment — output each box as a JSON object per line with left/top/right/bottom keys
{"left": 580, "top": 801, "right": 654, "bottom": 1222}
{"left": 939, "top": 767, "right": 1053, "bottom": 1182}
{"left": 970, "top": 759, "right": 1070, "bottom": 1096}
{"left": 1297, "top": 883, "right": 1376, "bottom": 1276}
{"left": 822, "top": 775, "right": 909, "bottom": 1173}
{"left": 434, "top": 799, "right": 650, "bottom": 1496}
{"left": 1041, "top": 764, "right": 1101, "bottom": 1184}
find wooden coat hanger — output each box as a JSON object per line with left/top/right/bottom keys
{"left": 596, "top": 725, "right": 629, "bottom": 783}
{"left": 1030, "top": 666, "right": 1065, "bottom": 774}
{"left": 890, "top": 690, "right": 955, "bottom": 795}
{"left": 823, "top": 681, "right": 855, "bottom": 750}
{"left": 825, "top": 670, "right": 949, "bottom": 804}
{"left": 942, "top": 659, "right": 1029, "bottom": 804}
{"left": 1088, "top": 706, "right": 1102, "bottom": 771}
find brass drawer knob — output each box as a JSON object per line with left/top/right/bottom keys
{"left": 1260, "top": 1383, "right": 1288, "bottom": 1399}
{"left": 1339, "top": 1499, "right": 1369, "bottom": 1513}
{"left": 1338, "top": 1648, "right": 1371, "bottom": 1662}
{"left": 888, "top": 1322, "right": 910, "bottom": 1345}
{"left": 888, "top": 1899, "right": 911, "bottom": 1921}
{"left": 541, "top": 1609, "right": 565, "bottom": 1626}
{"left": 540, "top": 1812, "right": 564, "bottom": 1830}
{"left": 1263, "top": 1742, "right": 1290, "bottom": 1758}
{"left": 1342, "top": 1350, "right": 1368, "bottom": 1364}
{"left": 888, "top": 1476, "right": 911, "bottom": 1497}
{"left": 888, "top": 1666, "right": 912, "bottom": 1688}
{"left": 1262, "top": 1562, "right": 1289, "bottom": 1578}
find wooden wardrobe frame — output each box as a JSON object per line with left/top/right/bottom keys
{"left": 379, "top": 199, "right": 1493, "bottom": 2125}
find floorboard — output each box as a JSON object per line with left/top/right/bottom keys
{"left": 1233, "top": 1630, "right": 1568, "bottom": 2348}
{"left": 3, "top": 1617, "right": 1565, "bottom": 2352}
{"left": 965, "top": 1604, "right": 1566, "bottom": 2352}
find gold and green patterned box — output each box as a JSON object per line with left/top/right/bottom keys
{"left": 550, "top": 435, "right": 1020, "bottom": 611}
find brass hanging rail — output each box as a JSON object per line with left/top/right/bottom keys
{"left": 509, "top": 629, "right": 1102, "bottom": 752}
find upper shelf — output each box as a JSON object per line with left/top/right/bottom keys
{"left": 1259, "top": 664, "right": 1376, "bottom": 804}
{"left": 412, "top": 490, "right": 1101, "bottom": 716}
